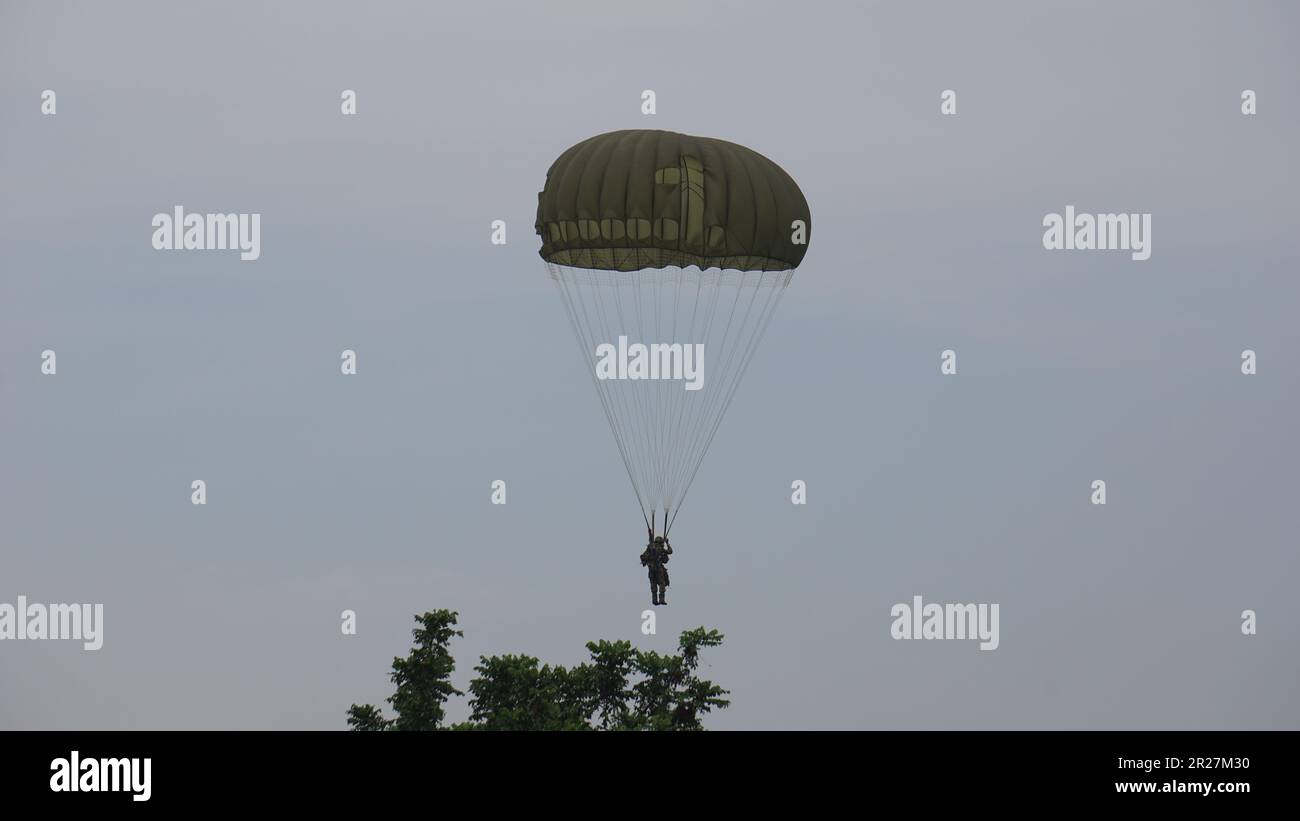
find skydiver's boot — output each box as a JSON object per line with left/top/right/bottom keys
{"left": 658, "top": 585, "right": 667, "bottom": 606}
{"left": 651, "top": 583, "right": 659, "bottom": 606}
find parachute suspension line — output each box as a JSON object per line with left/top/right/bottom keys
{"left": 663, "top": 269, "right": 757, "bottom": 510}
{"left": 673, "top": 277, "right": 786, "bottom": 528}
{"left": 662, "top": 267, "right": 768, "bottom": 522}
{"left": 550, "top": 263, "right": 651, "bottom": 526}
{"left": 654, "top": 271, "right": 674, "bottom": 510}
{"left": 671, "top": 272, "right": 768, "bottom": 494}
{"left": 655, "top": 274, "right": 678, "bottom": 509}
{"left": 553, "top": 266, "right": 645, "bottom": 515}
{"left": 589, "top": 269, "right": 658, "bottom": 522}
{"left": 667, "top": 274, "right": 788, "bottom": 534}
{"left": 664, "top": 270, "right": 714, "bottom": 512}
{"left": 585, "top": 266, "right": 667, "bottom": 526}
{"left": 650, "top": 270, "right": 680, "bottom": 512}
{"left": 576, "top": 272, "right": 651, "bottom": 516}
{"left": 551, "top": 261, "right": 789, "bottom": 538}
{"left": 661, "top": 270, "right": 686, "bottom": 507}
{"left": 662, "top": 269, "right": 727, "bottom": 512}
{"left": 615, "top": 270, "right": 664, "bottom": 520}
{"left": 614, "top": 275, "right": 666, "bottom": 524}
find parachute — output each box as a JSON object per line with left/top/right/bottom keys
{"left": 537, "top": 129, "right": 810, "bottom": 537}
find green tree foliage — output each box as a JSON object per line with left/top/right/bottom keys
{"left": 347, "top": 610, "right": 462, "bottom": 732}
{"left": 348, "top": 610, "right": 729, "bottom": 731}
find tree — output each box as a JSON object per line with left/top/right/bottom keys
{"left": 348, "top": 610, "right": 729, "bottom": 731}
{"left": 346, "top": 610, "right": 461, "bottom": 732}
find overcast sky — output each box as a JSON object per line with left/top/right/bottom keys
{"left": 2, "top": 0, "right": 1297, "bottom": 729}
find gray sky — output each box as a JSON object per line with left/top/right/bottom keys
{"left": 1, "top": 0, "right": 1297, "bottom": 729}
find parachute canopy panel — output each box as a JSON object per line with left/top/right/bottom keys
{"left": 536, "top": 130, "right": 810, "bottom": 273}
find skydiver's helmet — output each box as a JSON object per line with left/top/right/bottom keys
{"left": 654, "top": 536, "right": 665, "bottom": 546}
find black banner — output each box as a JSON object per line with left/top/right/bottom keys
{"left": 3, "top": 730, "right": 1287, "bottom": 808}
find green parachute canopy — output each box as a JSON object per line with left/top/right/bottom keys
{"left": 536, "top": 129, "right": 810, "bottom": 272}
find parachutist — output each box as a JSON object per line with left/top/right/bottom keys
{"left": 539, "top": 131, "right": 809, "bottom": 603}
{"left": 640, "top": 535, "right": 672, "bottom": 606}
